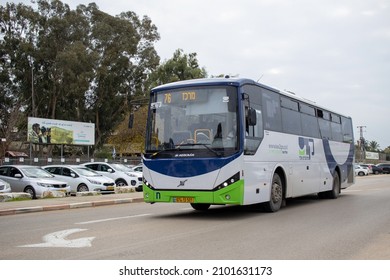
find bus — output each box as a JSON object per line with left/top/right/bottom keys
{"left": 142, "top": 78, "right": 355, "bottom": 212}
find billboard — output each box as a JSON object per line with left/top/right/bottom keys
{"left": 366, "top": 151, "right": 379, "bottom": 160}
{"left": 28, "top": 117, "right": 95, "bottom": 145}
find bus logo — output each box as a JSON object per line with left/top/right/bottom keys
{"left": 298, "top": 137, "right": 314, "bottom": 160}
{"left": 177, "top": 179, "right": 188, "bottom": 187}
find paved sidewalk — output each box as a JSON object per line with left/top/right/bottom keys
{"left": 0, "top": 192, "right": 144, "bottom": 216}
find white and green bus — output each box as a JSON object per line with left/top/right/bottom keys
{"left": 142, "top": 78, "right": 355, "bottom": 212}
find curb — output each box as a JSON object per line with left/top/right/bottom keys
{"left": 0, "top": 197, "right": 145, "bottom": 216}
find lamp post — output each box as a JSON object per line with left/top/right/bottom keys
{"left": 28, "top": 56, "right": 35, "bottom": 117}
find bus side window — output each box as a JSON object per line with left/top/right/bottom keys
{"left": 245, "top": 109, "right": 263, "bottom": 155}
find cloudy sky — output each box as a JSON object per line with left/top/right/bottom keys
{"left": 6, "top": 0, "right": 390, "bottom": 149}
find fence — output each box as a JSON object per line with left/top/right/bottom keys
{"left": 0, "top": 156, "right": 141, "bottom": 167}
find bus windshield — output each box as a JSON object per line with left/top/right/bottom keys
{"left": 145, "top": 86, "right": 239, "bottom": 158}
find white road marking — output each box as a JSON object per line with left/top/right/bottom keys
{"left": 75, "top": 213, "right": 151, "bottom": 225}
{"left": 19, "top": 228, "right": 94, "bottom": 248}
{"left": 344, "top": 188, "right": 384, "bottom": 193}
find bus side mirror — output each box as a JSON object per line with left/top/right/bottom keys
{"left": 247, "top": 108, "right": 257, "bottom": 126}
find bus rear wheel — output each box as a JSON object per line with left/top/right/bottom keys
{"left": 318, "top": 172, "right": 340, "bottom": 199}
{"left": 190, "top": 203, "right": 210, "bottom": 211}
{"left": 264, "top": 173, "right": 284, "bottom": 212}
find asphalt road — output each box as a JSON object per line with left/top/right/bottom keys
{"left": 1, "top": 175, "right": 389, "bottom": 260}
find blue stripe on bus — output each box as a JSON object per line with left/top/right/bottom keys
{"left": 322, "top": 139, "right": 354, "bottom": 182}
{"left": 143, "top": 154, "right": 240, "bottom": 178}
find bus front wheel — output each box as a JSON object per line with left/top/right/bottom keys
{"left": 264, "top": 173, "right": 284, "bottom": 212}
{"left": 190, "top": 203, "right": 211, "bottom": 211}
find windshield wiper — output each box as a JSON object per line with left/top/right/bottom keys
{"left": 149, "top": 147, "right": 178, "bottom": 158}
{"left": 176, "top": 143, "right": 223, "bottom": 157}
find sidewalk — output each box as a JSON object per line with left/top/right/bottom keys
{"left": 0, "top": 191, "right": 144, "bottom": 216}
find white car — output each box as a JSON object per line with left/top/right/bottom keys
{"left": 129, "top": 163, "right": 143, "bottom": 173}
{"left": 355, "top": 165, "right": 368, "bottom": 176}
{"left": 0, "top": 165, "right": 70, "bottom": 199}
{"left": 81, "top": 162, "right": 142, "bottom": 191}
{"left": 43, "top": 165, "right": 116, "bottom": 194}
{"left": 0, "top": 178, "right": 11, "bottom": 193}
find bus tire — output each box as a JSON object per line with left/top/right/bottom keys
{"left": 190, "top": 203, "right": 211, "bottom": 211}
{"left": 329, "top": 172, "right": 340, "bottom": 199}
{"left": 264, "top": 173, "right": 284, "bottom": 212}
{"left": 318, "top": 172, "right": 340, "bottom": 199}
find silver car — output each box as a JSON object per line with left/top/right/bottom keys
{"left": 0, "top": 178, "right": 11, "bottom": 193}
{"left": 43, "top": 165, "right": 116, "bottom": 194}
{"left": 81, "top": 162, "right": 142, "bottom": 190}
{"left": 0, "top": 165, "right": 70, "bottom": 199}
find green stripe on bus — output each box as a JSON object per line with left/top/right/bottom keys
{"left": 143, "top": 180, "right": 244, "bottom": 205}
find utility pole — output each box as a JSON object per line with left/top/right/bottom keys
{"left": 28, "top": 56, "right": 36, "bottom": 117}
{"left": 357, "top": 125, "right": 366, "bottom": 161}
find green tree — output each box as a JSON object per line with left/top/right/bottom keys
{"left": 147, "top": 48, "right": 207, "bottom": 89}
{"left": 0, "top": 2, "right": 39, "bottom": 150}
{"left": 83, "top": 4, "right": 160, "bottom": 148}
{"left": 367, "top": 140, "right": 380, "bottom": 152}
{"left": 0, "top": 0, "right": 160, "bottom": 152}
{"left": 111, "top": 49, "right": 207, "bottom": 154}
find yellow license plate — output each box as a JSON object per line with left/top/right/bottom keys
{"left": 107, "top": 186, "right": 114, "bottom": 191}
{"left": 174, "top": 197, "right": 194, "bottom": 203}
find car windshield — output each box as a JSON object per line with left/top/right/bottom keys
{"left": 110, "top": 164, "right": 131, "bottom": 172}
{"left": 145, "top": 85, "right": 239, "bottom": 158}
{"left": 74, "top": 167, "right": 101, "bottom": 177}
{"left": 22, "top": 167, "right": 54, "bottom": 178}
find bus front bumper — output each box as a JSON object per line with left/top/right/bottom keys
{"left": 143, "top": 180, "right": 244, "bottom": 205}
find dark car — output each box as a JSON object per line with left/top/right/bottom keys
{"left": 370, "top": 165, "right": 383, "bottom": 175}
{"left": 376, "top": 163, "right": 390, "bottom": 174}
{"left": 360, "top": 164, "right": 383, "bottom": 175}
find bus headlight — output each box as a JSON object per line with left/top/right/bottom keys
{"left": 214, "top": 172, "right": 240, "bottom": 191}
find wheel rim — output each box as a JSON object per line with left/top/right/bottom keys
{"left": 25, "top": 188, "right": 35, "bottom": 198}
{"left": 271, "top": 180, "right": 282, "bottom": 203}
{"left": 117, "top": 181, "right": 126, "bottom": 187}
{"left": 78, "top": 185, "right": 88, "bottom": 192}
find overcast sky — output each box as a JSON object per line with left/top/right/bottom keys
{"left": 6, "top": 0, "right": 390, "bottom": 149}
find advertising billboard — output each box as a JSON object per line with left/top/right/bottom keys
{"left": 365, "top": 151, "right": 379, "bottom": 160}
{"left": 27, "top": 117, "right": 95, "bottom": 145}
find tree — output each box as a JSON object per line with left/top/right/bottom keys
{"left": 0, "top": 0, "right": 160, "bottom": 153}
{"left": 84, "top": 5, "right": 160, "bottom": 148}
{"left": 109, "top": 49, "right": 207, "bottom": 154}
{"left": 367, "top": 140, "right": 380, "bottom": 152}
{"left": 147, "top": 48, "right": 207, "bottom": 89}
{"left": 108, "top": 106, "right": 148, "bottom": 156}
{"left": 0, "top": 2, "right": 39, "bottom": 152}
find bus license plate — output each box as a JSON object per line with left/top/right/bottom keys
{"left": 174, "top": 197, "right": 194, "bottom": 203}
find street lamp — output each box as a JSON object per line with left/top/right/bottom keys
{"left": 27, "top": 56, "right": 35, "bottom": 117}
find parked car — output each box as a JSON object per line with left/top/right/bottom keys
{"left": 376, "top": 163, "right": 390, "bottom": 174}
{"left": 81, "top": 162, "right": 143, "bottom": 191}
{"left": 355, "top": 165, "right": 368, "bottom": 176}
{"left": 359, "top": 164, "right": 373, "bottom": 174}
{"left": 130, "top": 163, "right": 143, "bottom": 173}
{"left": 0, "top": 178, "right": 11, "bottom": 193}
{"left": 43, "top": 165, "right": 116, "bottom": 194}
{"left": 369, "top": 165, "right": 383, "bottom": 175}
{"left": 0, "top": 165, "right": 70, "bottom": 198}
